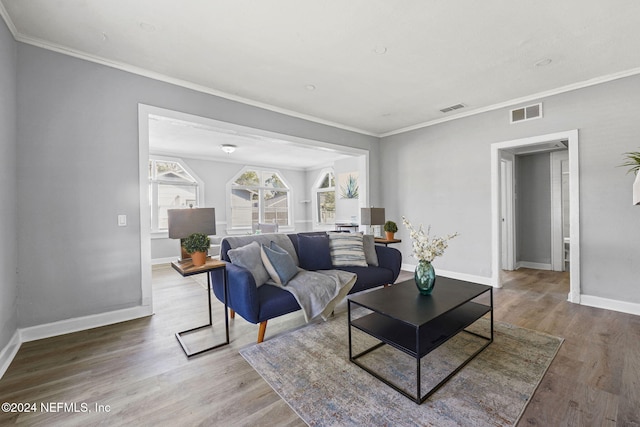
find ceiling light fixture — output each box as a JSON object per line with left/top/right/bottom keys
{"left": 305, "top": 84, "right": 316, "bottom": 91}
{"left": 534, "top": 58, "right": 552, "bottom": 67}
{"left": 373, "top": 46, "right": 388, "bottom": 54}
{"left": 220, "top": 144, "right": 237, "bottom": 154}
{"left": 139, "top": 21, "right": 156, "bottom": 32}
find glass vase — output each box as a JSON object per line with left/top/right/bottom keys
{"left": 415, "top": 261, "right": 436, "bottom": 295}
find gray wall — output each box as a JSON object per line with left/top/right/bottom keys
{"left": 381, "top": 73, "right": 640, "bottom": 303}
{"left": 0, "top": 16, "right": 18, "bottom": 351}
{"left": 516, "top": 153, "right": 551, "bottom": 265}
{"left": 15, "top": 43, "right": 379, "bottom": 327}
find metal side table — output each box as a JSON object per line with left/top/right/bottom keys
{"left": 171, "top": 258, "right": 229, "bottom": 357}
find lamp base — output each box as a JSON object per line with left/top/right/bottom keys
{"left": 180, "top": 241, "right": 190, "bottom": 261}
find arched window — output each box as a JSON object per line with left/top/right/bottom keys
{"left": 149, "top": 157, "right": 202, "bottom": 232}
{"left": 314, "top": 170, "right": 336, "bottom": 225}
{"left": 229, "top": 168, "right": 291, "bottom": 229}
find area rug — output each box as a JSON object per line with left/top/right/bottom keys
{"left": 240, "top": 310, "right": 563, "bottom": 427}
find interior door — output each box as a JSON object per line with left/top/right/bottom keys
{"left": 500, "top": 152, "right": 515, "bottom": 270}
{"left": 550, "top": 150, "right": 569, "bottom": 271}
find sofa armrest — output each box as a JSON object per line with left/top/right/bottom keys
{"left": 210, "top": 262, "right": 261, "bottom": 323}
{"left": 375, "top": 245, "right": 402, "bottom": 283}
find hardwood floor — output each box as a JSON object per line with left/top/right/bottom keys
{"left": 0, "top": 266, "right": 638, "bottom": 426}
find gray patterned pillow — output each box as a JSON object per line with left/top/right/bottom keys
{"left": 327, "top": 232, "right": 368, "bottom": 267}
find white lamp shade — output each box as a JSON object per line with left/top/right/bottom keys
{"left": 633, "top": 173, "right": 640, "bottom": 205}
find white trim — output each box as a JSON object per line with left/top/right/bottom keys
{"left": 500, "top": 152, "right": 516, "bottom": 270}
{"left": 138, "top": 106, "right": 153, "bottom": 309}
{"left": 515, "top": 261, "right": 552, "bottom": 271}
{"left": 567, "top": 133, "right": 581, "bottom": 303}
{"left": 381, "top": 68, "right": 640, "bottom": 137}
{"left": 4, "top": 12, "right": 639, "bottom": 139}
{"left": 13, "top": 34, "right": 376, "bottom": 137}
{"left": 491, "top": 130, "right": 580, "bottom": 301}
{"left": 1, "top": 306, "right": 153, "bottom": 379}
{"left": 152, "top": 256, "right": 176, "bottom": 265}
{"left": 0, "top": 2, "right": 17, "bottom": 36}
{"left": 19, "top": 306, "right": 153, "bottom": 343}
{"left": 0, "top": 330, "right": 21, "bottom": 379}
{"left": 580, "top": 295, "right": 640, "bottom": 317}
{"left": 550, "top": 150, "right": 568, "bottom": 271}
{"left": 401, "top": 263, "right": 492, "bottom": 286}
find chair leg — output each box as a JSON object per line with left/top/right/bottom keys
{"left": 257, "top": 320, "right": 268, "bottom": 343}
{"left": 229, "top": 308, "right": 235, "bottom": 319}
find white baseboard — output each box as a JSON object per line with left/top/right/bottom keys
{"left": 580, "top": 294, "right": 640, "bottom": 317}
{"left": 0, "top": 330, "right": 21, "bottom": 379}
{"left": 20, "top": 305, "right": 153, "bottom": 343}
{"left": 152, "top": 256, "right": 175, "bottom": 265}
{"left": 401, "top": 264, "right": 492, "bottom": 286}
{"left": 1, "top": 305, "right": 153, "bottom": 380}
{"left": 515, "top": 261, "right": 552, "bottom": 270}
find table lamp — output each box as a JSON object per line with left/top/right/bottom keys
{"left": 168, "top": 207, "right": 216, "bottom": 260}
{"left": 360, "top": 207, "right": 385, "bottom": 237}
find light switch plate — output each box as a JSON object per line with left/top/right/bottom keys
{"left": 117, "top": 214, "right": 127, "bottom": 226}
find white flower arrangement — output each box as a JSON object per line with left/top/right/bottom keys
{"left": 402, "top": 216, "right": 459, "bottom": 263}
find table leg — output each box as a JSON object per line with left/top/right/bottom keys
{"left": 175, "top": 267, "right": 230, "bottom": 357}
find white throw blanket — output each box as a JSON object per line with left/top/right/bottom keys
{"left": 269, "top": 269, "right": 357, "bottom": 322}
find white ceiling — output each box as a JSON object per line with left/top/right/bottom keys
{"left": 148, "top": 114, "right": 354, "bottom": 170}
{"left": 2, "top": 0, "right": 640, "bottom": 136}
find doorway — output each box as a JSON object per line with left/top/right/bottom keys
{"left": 491, "top": 130, "right": 581, "bottom": 303}
{"left": 137, "top": 104, "right": 371, "bottom": 309}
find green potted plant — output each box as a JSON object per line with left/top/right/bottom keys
{"left": 621, "top": 151, "right": 640, "bottom": 205}
{"left": 182, "top": 233, "right": 211, "bottom": 266}
{"left": 621, "top": 151, "right": 640, "bottom": 175}
{"left": 383, "top": 220, "right": 398, "bottom": 240}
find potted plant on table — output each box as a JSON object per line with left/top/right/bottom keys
{"left": 182, "top": 233, "right": 211, "bottom": 266}
{"left": 621, "top": 150, "right": 640, "bottom": 205}
{"left": 383, "top": 220, "right": 398, "bottom": 240}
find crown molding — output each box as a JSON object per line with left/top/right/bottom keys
{"left": 12, "top": 32, "right": 379, "bottom": 138}
{"left": 4, "top": 7, "right": 640, "bottom": 139}
{"left": 0, "top": 1, "right": 17, "bottom": 36}
{"left": 380, "top": 66, "right": 640, "bottom": 138}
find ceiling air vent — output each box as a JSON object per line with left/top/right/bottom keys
{"left": 439, "top": 103, "right": 465, "bottom": 113}
{"left": 510, "top": 103, "right": 542, "bottom": 123}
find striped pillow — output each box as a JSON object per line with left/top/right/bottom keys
{"left": 327, "top": 232, "right": 368, "bottom": 267}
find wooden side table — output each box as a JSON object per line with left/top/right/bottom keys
{"left": 171, "top": 257, "right": 229, "bottom": 357}
{"left": 374, "top": 237, "right": 402, "bottom": 246}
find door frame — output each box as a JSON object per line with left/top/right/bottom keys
{"left": 550, "top": 150, "right": 569, "bottom": 271}
{"left": 500, "top": 153, "right": 515, "bottom": 270}
{"left": 490, "top": 129, "right": 580, "bottom": 303}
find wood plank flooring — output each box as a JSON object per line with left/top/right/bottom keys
{"left": 0, "top": 266, "right": 638, "bottom": 426}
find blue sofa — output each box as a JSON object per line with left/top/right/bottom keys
{"left": 210, "top": 232, "right": 402, "bottom": 343}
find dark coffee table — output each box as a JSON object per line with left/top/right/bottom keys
{"left": 348, "top": 277, "right": 493, "bottom": 404}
